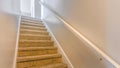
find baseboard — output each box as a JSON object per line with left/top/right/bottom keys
{"left": 13, "top": 16, "right": 21, "bottom": 68}
{"left": 42, "top": 21, "right": 74, "bottom": 68}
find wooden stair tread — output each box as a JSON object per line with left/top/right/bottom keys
{"left": 18, "top": 47, "right": 57, "bottom": 51}
{"left": 20, "top": 29, "right": 49, "bottom": 35}
{"left": 20, "top": 34, "right": 51, "bottom": 39}
{"left": 21, "top": 18, "right": 42, "bottom": 23}
{"left": 17, "top": 54, "right": 62, "bottom": 63}
{"left": 20, "top": 29, "right": 47, "bottom": 33}
{"left": 19, "top": 40, "right": 54, "bottom": 46}
{"left": 21, "top": 21, "right": 43, "bottom": 24}
{"left": 21, "top": 23, "right": 45, "bottom": 27}
{"left": 20, "top": 34, "right": 50, "bottom": 37}
{"left": 20, "top": 35, "right": 51, "bottom": 40}
{"left": 20, "top": 25, "right": 47, "bottom": 30}
{"left": 33, "top": 63, "right": 67, "bottom": 68}
{"left": 18, "top": 47, "right": 58, "bottom": 57}
{"left": 19, "top": 40, "right": 53, "bottom": 42}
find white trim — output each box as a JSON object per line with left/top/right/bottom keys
{"left": 31, "top": 0, "right": 35, "bottom": 17}
{"left": 13, "top": 16, "right": 21, "bottom": 68}
{"left": 40, "top": 2, "right": 120, "bottom": 68}
{"left": 43, "top": 21, "right": 74, "bottom": 68}
{"left": 41, "top": 4, "right": 44, "bottom": 20}
{"left": 40, "top": 0, "right": 45, "bottom": 20}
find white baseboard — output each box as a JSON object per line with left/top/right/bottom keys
{"left": 42, "top": 21, "right": 74, "bottom": 68}
{"left": 13, "top": 16, "right": 21, "bottom": 68}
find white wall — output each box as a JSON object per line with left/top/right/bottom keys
{"left": 21, "top": 0, "right": 31, "bottom": 16}
{"left": 20, "top": 0, "right": 41, "bottom": 18}
{"left": 43, "top": 0, "right": 106, "bottom": 52}
{"left": 0, "top": 12, "right": 20, "bottom": 68}
{"left": 42, "top": 8, "right": 115, "bottom": 68}
{"left": 0, "top": 0, "right": 12, "bottom": 12}
{"left": 34, "top": 0, "right": 41, "bottom": 19}
{"left": 42, "top": 0, "right": 120, "bottom": 67}
{"left": 12, "top": 0, "right": 21, "bottom": 14}
{"left": 42, "top": 0, "right": 120, "bottom": 64}
{"left": 0, "top": 0, "right": 20, "bottom": 14}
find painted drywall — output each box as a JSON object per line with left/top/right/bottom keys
{"left": 0, "top": 12, "right": 20, "bottom": 68}
{"left": 106, "top": 0, "right": 120, "bottom": 64}
{"left": 34, "top": 0, "right": 41, "bottom": 19}
{"left": 42, "top": 7, "right": 115, "bottom": 68}
{"left": 12, "top": 0, "right": 21, "bottom": 14}
{"left": 42, "top": 0, "right": 120, "bottom": 66}
{"left": 0, "top": 0, "right": 20, "bottom": 14}
{"left": 0, "top": 0, "right": 12, "bottom": 12}
{"left": 21, "top": 0, "right": 31, "bottom": 16}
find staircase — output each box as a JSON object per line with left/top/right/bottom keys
{"left": 16, "top": 17, "right": 67, "bottom": 68}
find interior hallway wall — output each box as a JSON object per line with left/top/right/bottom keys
{"left": 42, "top": 7, "right": 115, "bottom": 68}
{"left": 0, "top": 12, "right": 20, "bottom": 68}
{"left": 34, "top": 0, "right": 41, "bottom": 19}
{"left": 0, "top": 0, "right": 20, "bottom": 14}
{"left": 42, "top": 0, "right": 120, "bottom": 65}
{"left": 21, "top": 0, "right": 31, "bottom": 16}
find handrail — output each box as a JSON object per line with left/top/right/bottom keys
{"left": 39, "top": 2, "right": 120, "bottom": 68}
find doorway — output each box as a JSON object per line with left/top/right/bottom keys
{"left": 20, "top": 0, "right": 41, "bottom": 19}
